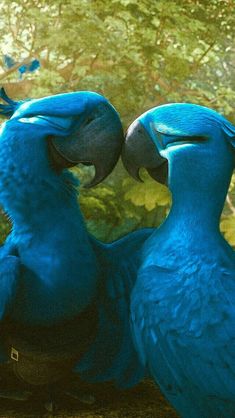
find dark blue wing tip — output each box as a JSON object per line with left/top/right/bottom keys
{"left": 0, "top": 87, "right": 20, "bottom": 117}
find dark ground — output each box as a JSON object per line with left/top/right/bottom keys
{"left": 0, "top": 379, "right": 179, "bottom": 418}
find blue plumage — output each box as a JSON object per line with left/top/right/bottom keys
{"left": 0, "top": 89, "right": 152, "bottom": 393}
{"left": 123, "top": 103, "right": 235, "bottom": 417}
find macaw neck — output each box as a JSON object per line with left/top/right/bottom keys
{"left": 157, "top": 155, "right": 233, "bottom": 249}
{"left": 3, "top": 172, "right": 99, "bottom": 322}
{"left": 2, "top": 169, "right": 83, "bottom": 235}
{"left": 12, "top": 190, "right": 86, "bottom": 238}
{"left": 160, "top": 195, "right": 223, "bottom": 245}
{"left": 7, "top": 172, "right": 95, "bottom": 266}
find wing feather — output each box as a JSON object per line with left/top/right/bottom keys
{"left": 75, "top": 228, "right": 153, "bottom": 388}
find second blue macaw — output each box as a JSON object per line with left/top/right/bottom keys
{"left": 122, "top": 103, "right": 235, "bottom": 418}
{"left": 0, "top": 89, "right": 152, "bottom": 407}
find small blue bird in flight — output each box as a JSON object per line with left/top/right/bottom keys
{"left": 122, "top": 103, "right": 235, "bottom": 418}
{"left": 3, "top": 55, "right": 40, "bottom": 79}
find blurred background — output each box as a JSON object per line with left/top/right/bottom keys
{"left": 0, "top": 0, "right": 235, "bottom": 245}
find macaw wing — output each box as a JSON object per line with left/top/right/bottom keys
{"left": 131, "top": 265, "right": 235, "bottom": 418}
{"left": 75, "top": 228, "right": 153, "bottom": 388}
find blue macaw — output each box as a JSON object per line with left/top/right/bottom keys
{"left": 0, "top": 88, "right": 152, "bottom": 407}
{"left": 122, "top": 103, "right": 235, "bottom": 418}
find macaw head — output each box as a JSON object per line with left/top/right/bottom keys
{"left": 122, "top": 103, "right": 235, "bottom": 193}
{"left": 0, "top": 88, "right": 124, "bottom": 188}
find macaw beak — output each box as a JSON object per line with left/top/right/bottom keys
{"left": 18, "top": 101, "right": 124, "bottom": 187}
{"left": 122, "top": 120, "right": 168, "bottom": 185}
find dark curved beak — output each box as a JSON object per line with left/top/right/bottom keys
{"left": 49, "top": 102, "right": 124, "bottom": 187}
{"left": 121, "top": 120, "right": 168, "bottom": 185}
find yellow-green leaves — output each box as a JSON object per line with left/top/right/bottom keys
{"left": 228, "top": 173, "right": 235, "bottom": 193}
{"left": 123, "top": 172, "right": 171, "bottom": 212}
{"left": 220, "top": 215, "right": 235, "bottom": 246}
{"left": 0, "top": 210, "right": 11, "bottom": 245}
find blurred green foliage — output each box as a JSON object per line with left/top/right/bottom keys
{"left": 0, "top": 0, "right": 235, "bottom": 244}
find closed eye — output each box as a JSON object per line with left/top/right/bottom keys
{"left": 164, "top": 135, "right": 208, "bottom": 148}
{"left": 181, "top": 135, "right": 207, "bottom": 142}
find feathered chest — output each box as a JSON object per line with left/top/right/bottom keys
{"left": 131, "top": 256, "right": 235, "bottom": 340}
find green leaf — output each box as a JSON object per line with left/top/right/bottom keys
{"left": 220, "top": 215, "right": 235, "bottom": 246}
{"left": 124, "top": 173, "right": 171, "bottom": 211}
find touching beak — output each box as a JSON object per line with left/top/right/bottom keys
{"left": 122, "top": 120, "right": 168, "bottom": 185}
